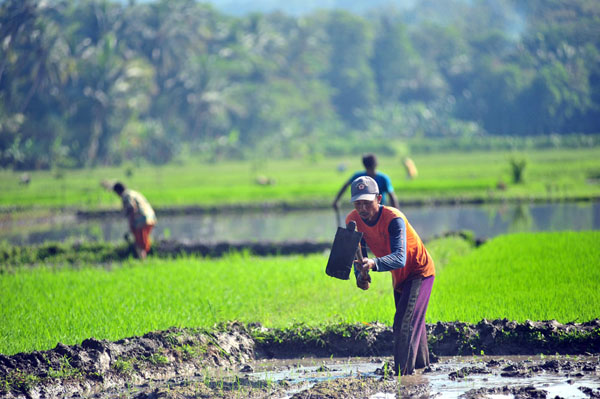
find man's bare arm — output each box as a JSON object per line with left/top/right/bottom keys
{"left": 389, "top": 191, "right": 399, "bottom": 209}
{"left": 332, "top": 181, "right": 351, "bottom": 210}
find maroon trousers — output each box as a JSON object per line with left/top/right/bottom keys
{"left": 393, "top": 275, "right": 434, "bottom": 376}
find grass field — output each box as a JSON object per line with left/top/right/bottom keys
{"left": 1, "top": 148, "right": 599, "bottom": 210}
{"left": 1, "top": 231, "right": 598, "bottom": 356}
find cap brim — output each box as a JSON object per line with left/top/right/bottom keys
{"left": 351, "top": 193, "right": 377, "bottom": 202}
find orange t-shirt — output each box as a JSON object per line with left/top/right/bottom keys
{"left": 346, "top": 206, "right": 435, "bottom": 289}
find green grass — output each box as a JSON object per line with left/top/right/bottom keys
{"left": 429, "top": 231, "right": 600, "bottom": 323}
{"left": 1, "top": 231, "right": 598, "bottom": 355}
{"left": 1, "top": 148, "right": 599, "bottom": 210}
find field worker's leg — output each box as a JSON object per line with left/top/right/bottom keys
{"left": 133, "top": 225, "right": 154, "bottom": 259}
{"left": 393, "top": 276, "right": 434, "bottom": 375}
{"left": 141, "top": 224, "right": 154, "bottom": 253}
{"left": 415, "top": 324, "right": 430, "bottom": 369}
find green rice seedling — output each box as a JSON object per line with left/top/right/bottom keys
{"left": 1, "top": 148, "right": 599, "bottom": 210}
{"left": 0, "top": 369, "right": 40, "bottom": 393}
{"left": 47, "top": 355, "right": 82, "bottom": 380}
{"left": 428, "top": 231, "right": 600, "bottom": 322}
{"left": 175, "top": 344, "right": 206, "bottom": 360}
{"left": 147, "top": 353, "right": 169, "bottom": 366}
{"left": 112, "top": 358, "right": 134, "bottom": 375}
{"left": 424, "top": 234, "right": 476, "bottom": 273}
{"left": 1, "top": 232, "right": 598, "bottom": 355}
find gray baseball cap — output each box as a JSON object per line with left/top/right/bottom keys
{"left": 350, "top": 176, "right": 379, "bottom": 202}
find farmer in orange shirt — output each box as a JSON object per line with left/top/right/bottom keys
{"left": 113, "top": 182, "right": 156, "bottom": 259}
{"left": 345, "top": 176, "right": 435, "bottom": 376}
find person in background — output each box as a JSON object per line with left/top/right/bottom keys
{"left": 402, "top": 157, "right": 418, "bottom": 180}
{"left": 113, "top": 182, "right": 156, "bottom": 259}
{"left": 333, "top": 153, "right": 399, "bottom": 210}
{"left": 345, "top": 175, "right": 435, "bottom": 376}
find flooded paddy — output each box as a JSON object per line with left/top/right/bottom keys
{"left": 2, "top": 201, "right": 600, "bottom": 245}
{"left": 1, "top": 320, "right": 598, "bottom": 398}
{"left": 58, "top": 354, "right": 600, "bottom": 398}
{"left": 234, "top": 355, "right": 600, "bottom": 399}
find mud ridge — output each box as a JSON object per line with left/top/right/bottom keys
{"left": 0, "top": 239, "right": 332, "bottom": 268}
{"left": 0, "top": 323, "right": 255, "bottom": 399}
{"left": 254, "top": 319, "right": 600, "bottom": 358}
{"left": 1, "top": 231, "right": 477, "bottom": 268}
{"left": 153, "top": 238, "right": 331, "bottom": 257}
{"left": 1, "top": 319, "right": 598, "bottom": 398}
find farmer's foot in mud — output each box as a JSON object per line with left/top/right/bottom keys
{"left": 3, "top": 321, "right": 599, "bottom": 399}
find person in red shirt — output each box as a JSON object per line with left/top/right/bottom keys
{"left": 345, "top": 175, "right": 435, "bottom": 376}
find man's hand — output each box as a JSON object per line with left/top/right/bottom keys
{"left": 357, "top": 257, "right": 375, "bottom": 274}
{"left": 356, "top": 272, "right": 371, "bottom": 290}
{"left": 356, "top": 257, "right": 374, "bottom": 290}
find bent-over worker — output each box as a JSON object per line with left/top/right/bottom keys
{"left": 345, "top": 175, "right": 435, "bottom": 375}
{"left": 113, "top": 182, "right": 156, "bottom": 259}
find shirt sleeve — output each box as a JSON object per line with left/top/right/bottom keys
{"left": 373, "top": 217, "right": 406, "bottom": 272}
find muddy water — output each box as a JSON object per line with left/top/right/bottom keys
{"left": 2, "top": 321, "right": 598, "bottom": 399}
{"left": 239, "top": 355, "right": 600, "bottom": 398}
{"left": 419, "top": 356, "right": 599, "bottom": 399}
{"left": 2, "top": 201, "right": 600, "bottom": 245}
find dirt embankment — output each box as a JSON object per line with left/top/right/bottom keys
{"left": 255, "top": 319, "right": 600, "bottom": 359}
{"left": 1, "top": 231, "right": 479, "bottom": 268}
{"left": 1, "top": 319, "right": 599, "bottom": 398}
{"left": 0, "top": 323, "right": 255, "bottom": 399}
{"left": 0, "top": 240, "right": 332, "bottom": 268}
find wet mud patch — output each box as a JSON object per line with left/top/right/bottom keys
{"left": 0, "top": 323, "right": 256, "bottom": 399}
{"left": 1, "top": 320, "right": 599, "bottom": 398}
{"left": 93, "top": 355, "right": 600, "bottom": 399}
{"left": 425, "top": 355, "right": 600, "bottom": 398}
{"left": 265, "top": 355, "right": 600, "bottom": 399}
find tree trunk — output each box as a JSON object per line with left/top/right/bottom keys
{"left": 86, "top": 109, "right": 103, "bottom": 167}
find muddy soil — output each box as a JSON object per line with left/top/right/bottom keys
{"left": 253, "top": 319, "right": 600, "bottom": 359}
{"left": 1, "top": 231, "right": 476, "bottom": 268}
{"left": 285, "top": 354, "right": 600, "bottom": 399}
{"left": 0, "top": 239, "right": 333, "bottom": 268}
{"left": 154, "top": 239, "right": 332, "bottom": 258}
{"left": 1, "top": 319, "right": 599, "bottom": 398}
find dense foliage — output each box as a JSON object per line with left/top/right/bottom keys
{"left": 1, "top": 0, "right": 599, "bottom": 169}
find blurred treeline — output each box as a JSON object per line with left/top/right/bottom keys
{"left": 1, "top": 0, "right": 599, "bottom": 170}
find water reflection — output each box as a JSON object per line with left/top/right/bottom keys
{"left": 238, "top": 355, "right": 600, "bottom": 399}
{"left": 1, "top": 201, "right": 599, "bottom": 246}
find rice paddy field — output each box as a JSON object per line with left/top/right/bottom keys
{"left": 1, "top": 231, "right": 598, "bottom": 356}
{"left": 1, "top": 148, "right": 600, "bottom": 210}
